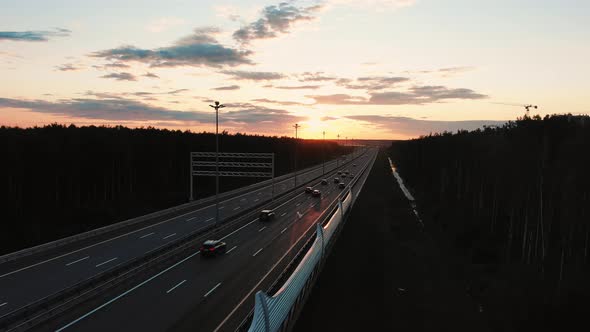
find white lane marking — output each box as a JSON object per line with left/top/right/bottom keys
{"left": 226, "top": 246, "right": 237, "bottom": 254}
{"left": 280, "top": 212, "right": 287, "bottom": 217}
{"left": 296, "top": 202, "right": 301, "bottom": 207}
{"left": 162, "top": 233, "right": 176, "bottom": 240}
{"left": 233, "top": 206, "right": 240, "bottom": 211}
{"left": 139, "top": 232, "right": 155, "bottom": 239}
{"left": 258, "top": 227, "right": 266, "bottom": 232}
{"left": 252, "top": 248, "right": 263, "bottom": 257}
{"left": 95, "top": 257, "right": 118, "bottom": 268}
{"left": 65, "top": 256, "right": 89, "bottom": 266}
{"left": 56, "top": 250, "right": 201, "bottom": 332}
{"left": 240, "top": 198, "right": 246, "bottom": 201}
{"left": 206, "top": 217, "right": 214, "bottom": 222}
{"left": 220, "top": 219, "right": 258, "bottom": 241}
{"left": 254, "top": 198, "right": 259, "bottom": 202}
{"left": 186, "top": 217, "right": 196, "bottom": 221}
{"left": 257, "top": 192, "right": 262, "bottom": 195}
{"left": 204, "top": 282, "right": 222, "bottom": 298}
{"left": 281, "top": 227, "right": 288, "bottom": 234}
{"left": 219, "top": 206, "right": 225, "bottom": 210}
{"left": 166, "top": 280, "right": 186, "bottom": 294}
{"left": 0, "top": 302, "right": 8, "bottom": 307}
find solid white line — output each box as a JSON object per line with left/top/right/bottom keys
{"left": 162, "top": 233, "right": 176, "bottom": 240}
{"left": 95, "top": 257, "right": 117, "bottom": 268}
{"left": 204, "top": 282, "right": 222, "bottom": 298}
{"left": 281, "top": 227, "right": 288, "bottom": 234}
{"left": 139, "top": 232, "right": 155, "bottom": 239}
{"left": 65, "top": 256, "right": 89, "bottom": 266}
{"left": 56, "top": 250, "right": 201, "bottom": 332}
{"left": 0, "top": 302, "right": 7, "bottom": 307}
{"left": 226, "top": 246, "right": 237, "bottom": 254}
{"left": 252, "top": 248, "right": 263, "bottom": 257}
{"left": 206, "top": 217, "right": 214, "bottom": 222}
{"left": 233, "top": 206, "right": 240, "bottom": 211}
{"left": 186, "top": 217, "right": 196, "bottom": 221}
{"left": 166, "top": 280, "right": 186, "bottom": 294}
{"left": 219, "top": 206, "right": 225, "bottom": 210}
{"left": 280, "top": 212, "right": 287, "bottom": 217}
{"left": 258, "top": 227, "right": 266, "bottom": 232}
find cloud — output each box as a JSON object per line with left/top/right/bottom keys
{"left": 91, "top": 27, "right": 252, "bottom": 68}
{"left": 345, "top": 114, "right": 506, "bottom": 137}
{"left": 212, "top": 85, "right": 240, "bottom": 91}
{"left": 55, "top": 63, "right": 83, "bottom": 71}
{"left": 251, "top": 98, "right": 305, "bottom": 106}
{"left": 143, "top": 72, "right": 160, "bottom": 78}
{"left": 298, "top": 72, "right": 337, "bottom": 82}
{"left": 329, "top": 0, "right": 416, "bottom": 10}
{"left": 146, "top": 17, "right": 186, "bottom": 33}
{"left": 320, "top": 116, "right": 339, "bottom": 121}
{"left": 100, "top": 72, "right": 137, "bottom": 81}
{"left": 233, "top": 2, "right": 323, "bottom": 43}
{"left": 337, "top": 76, "right": 410, "bottom": 90}
{"left": 0, "top": 28, "right": 70, "bottom": 42}
{"left": 274, "top": 85, "right": 321, "bottom": 90}
{"left": 410, "top": 66, "right": 476, "bottom": 77}
{"left": 220, "top": 70, "right": 285, "bottom": 80}
{"left": 307, "top": 85, "right": 488, "bottom": 105}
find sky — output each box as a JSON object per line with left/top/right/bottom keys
{"left": 1, "top": 0, "right": 589, "bottom": 139}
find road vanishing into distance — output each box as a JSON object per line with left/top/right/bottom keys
{"left": 0, "top": 148, "right": 377, "bottom": 332}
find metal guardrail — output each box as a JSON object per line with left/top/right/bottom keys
{"left": 239, "top": 149, "right": 376, "bottom": 332}
{"left": 0, "top": 149, "right": 369, "bottom": 332}
{"left": 0, "top": 151, "right": 357, "bottom": 265}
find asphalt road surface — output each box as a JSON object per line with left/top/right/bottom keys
{"left": 35, "top": 149, "right": 377, "bottom": 332}
{"left": 0, "top": 151, "right": 361, "bottom": 320}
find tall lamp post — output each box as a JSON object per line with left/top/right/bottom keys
{"left": 322, "top": 131, "right": 326, "bottom": 175}
{"left": 293, "top": 123, "right": 300, "bottom": 187}
{"left": 209, "top": 101, "right": 225, "bottom": 227}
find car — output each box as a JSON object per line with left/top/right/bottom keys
{"left": 312, "top": 189, "right": 321, "bottom": 197}
{"left": 321, "top": 179, "right": 328, "bottom": 185}
{"left": 339, "top": 182, "right": 346, "bottom": 189}
{"left": 200, "top": 240, "right": 227, "bottom": 257}
{"left": 337, "top": 171, "right": 342, "bottom": 175}
{"left": 305, "top": 186, "right": 313, "bottom": 193}
{"left": 353, "top": 163, "right": 357, "bottom": 167}
{"left": 333, "top": 177, "right": 340, "bottom": 183}
{"left": 259, "top": 209, "right": 275, "bottom": 221}
{"left": 350, "top": 173, "right": 355, "bottom": 177}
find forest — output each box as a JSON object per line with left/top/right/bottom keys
{"left": 389, "top": 114, "right": 590, "bottom": 331}
{"left": 0, "top": 124, "right": 351, "bottom": 255}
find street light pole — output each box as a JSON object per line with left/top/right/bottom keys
{"left": 322, "top": 131, "right": 326, "bottom": 175}
{"left": 336, "top": 134, "right": 340, "bottom": 168}
{"left": 209, "top": 101, "right": 225, "bottom": 228}
{"left": 293, "top": 123, "right": 300, "bottom": 187}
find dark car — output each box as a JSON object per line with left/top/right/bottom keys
{"left": 305, "top": 186, "right": 313, "bottom": 193}
{"left": 339, "top": 182, "right": 346, "bottom": 189}
{"left": 312, "top": 189, "right": 321, "bottom": 197}
{"left": 200, "top": 240, "right": 226, "bottom": 257}
{"left": 337, "top": 171, "right": 342, "bottom": 175}
{"left": 353, "top": 163, "right": 357, "bottom": 167}
{"left": 321, "top": 179, "right": 328, "bottom": 185}
{"left": 350, "top": 173, "right": 355, "bottom": 177}
{"left": 259, "top": 209, "right": 275, "bottom": 221}
{"left": 333, "top": 177, "right": 340, "bottom": 183}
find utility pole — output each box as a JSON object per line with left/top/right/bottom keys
{"left": 293, "top": 123, "right": 300, "bottom": 187}
{"left": 209, "top": 100, "right": 225, "bottom": 228}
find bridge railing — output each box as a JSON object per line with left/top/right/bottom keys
{"left": 241, "top": 149, "right": 376, "bottom": 332}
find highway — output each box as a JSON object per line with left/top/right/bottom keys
{"left": 35, "top": 148, "right": 377, "bottom": 332}
{"left": 0, "top": 152, "right": 359, "bottom": 322}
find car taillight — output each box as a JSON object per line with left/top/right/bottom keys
{"left": 209, "top": 248, "right": 216, "bottom": 251}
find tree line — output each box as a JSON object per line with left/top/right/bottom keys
{"left": 389, "top": 114, "right": 590, "bottom": 331}
{"left": 0, "top": 124, "right": 351, "bottom": 254}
